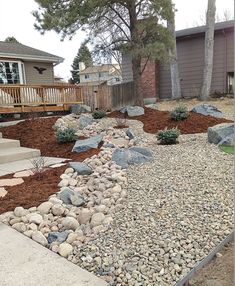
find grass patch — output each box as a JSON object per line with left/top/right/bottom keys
{"left": 219, "top": 145, "right": 234, "bottom": 154}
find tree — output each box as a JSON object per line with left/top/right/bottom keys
{"left": 4, "top": 36, "right": 19, "bottom": 43}
{"left": 33, "top": 0, "right": 174, "bottom": 105}
{"left": 200, "top": 0, "right": 216, "bottom": 100}
{"left": 167, "top": 3, "right": 181, "bottom": 99}
{"left": 71, "top": 41, "right": 93, "bottom": 83}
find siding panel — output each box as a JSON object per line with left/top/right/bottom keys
{"left": 24, "top": 61, "right": 54, "bottom": 84}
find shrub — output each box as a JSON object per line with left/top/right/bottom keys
{"left": 170, "top": 105, "right": 189, "bottom": 121}
{"left": 56, "top": 128, "right": 78, "bottom": 143}
{"left": 156, "top": 127, "right": 180, "bottom": 145}
{"left": 92, "top": 110, "right": 106, "bottom": 119}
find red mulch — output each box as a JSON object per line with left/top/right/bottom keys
{"left": 108, "top": 107, "right": 232, "bottom": 134}
{"left": 0, "top": 117, "right": 101, "bottom": 214}
{"left": 0, "top": 117, "right": 91, "bottom": 160}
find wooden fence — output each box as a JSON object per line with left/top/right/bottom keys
{"left": 82, "top": 81, "right": 135, "bottom": 111}
{"left": 0, "top": 84, "right": 82, "bottom": 113}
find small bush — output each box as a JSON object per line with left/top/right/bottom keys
{"left": 56, "top": 128, "right": 78, "bottom": 143}
{"left": 92, "top": 110, "right": 106, "bottom": 119}
{"left": 170, "top": 105, "right": 189, "bottom": 121}
{"left": 157, "top": 127, "right": 180, "bottom": 145}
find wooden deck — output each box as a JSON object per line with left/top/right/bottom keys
{"left": 0, "top": 84, "right": 82, "bottom": 113}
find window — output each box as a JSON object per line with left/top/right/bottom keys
{"left": 227, "top": 72, "right": 234, "bottom": 94}
{"left": 99, "top": 72, "right": 105, "bottom": 78}
{"left": 115, "top": 77, "right": 120, "bottom": 82}
{"left": 0, "top": 61, "right": 24, "bottom": 84}
{"left": 85, "top": 74, "right": 90, "bottom": 79}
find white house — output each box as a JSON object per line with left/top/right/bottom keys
{"left": 79, "top": 63, "right": 122, "bottom": 85}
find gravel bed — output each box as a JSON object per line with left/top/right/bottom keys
{"left": 70, "top": 132, "right": 233, "bottom": 286}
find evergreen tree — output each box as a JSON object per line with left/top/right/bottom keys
{"left": 71, "top": 41, "right": 93, "bottom": 84}
{"left": 5, "top": 36, "right": 19, "bottom": 43}
{"left": 33, "top": 0, "right": 174, "bottom": 105}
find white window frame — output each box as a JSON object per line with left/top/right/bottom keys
{"left": 0, "top": 60, "right": 25, "bottom": 84}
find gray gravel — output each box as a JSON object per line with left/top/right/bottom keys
{"left": 71, "top": 132, "right": 233, "bottom": 286}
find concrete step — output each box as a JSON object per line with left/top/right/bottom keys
{"left": 0, "top": 147, "right": 41, "bottom": 164}
{"left": 0, "top": 138, "right": 20, "bottom": 149}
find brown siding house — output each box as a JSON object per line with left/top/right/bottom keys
{"left": 0, "top": 42, "right": 63, "bottom": 85}
{"left": 122, "top": 20, "right": 234, "bottom": 100}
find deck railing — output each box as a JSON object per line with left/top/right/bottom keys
{"left": 0, "top": 84, "right": 82, "bottom": 113}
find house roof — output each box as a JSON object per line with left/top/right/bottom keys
{"left": 176, "top": 20, "right": 234, "bottom": 38}
{"left": 80, "top": 64, "right": 120, "bottom": 75}
{"left": 0, "top": 41, "right": 64, "bottom": 63}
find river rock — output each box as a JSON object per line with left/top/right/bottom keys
{"left": 47, "top": 231, "right": 69, "bottom": 244}
{"left": 78, "top": 209, "right": 92, "bottom": 225}
{"left": 32, "top": 231, "right": 48, "bottom": 246}
{"left": 62, "top": 217, "right": 79, "bottom": 230}
{"left": 58, "top": 242, "right": 73, "bottom": 257}
{"left": 28, "top": 213, "right": 43, "bottom": 225}
{"left": 78, "top": 114, "right": 93, "bottom": 129}
{"left": 91, "top": 213, "right": 105, "bottom": 227}
{"left": 37, "top": 202, "right": 53, "bottom": 214}
{"left": 14, "top": 207, "right": 28, "bottom": 217}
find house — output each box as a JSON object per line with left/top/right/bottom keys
{"left": 122, "top": 20, "right": 234, "bottom": 101}
{"left": 79, "top": 63, "right": 122, "bottom": 86}
{"left": 0, "top": 41, "right": 64, "bottom": 85}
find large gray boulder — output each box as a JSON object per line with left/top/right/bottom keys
{"left": 120, "top": 106, "right": 145, "bottom": 117}
{"left": 191, "top": 103, "right": 223, "bottom": 118}
{"left": 112, "top": 147, "right": 153, "bottom": 168}
{"left": 58, "top": 187, "right": 86, "bottom": 206}
{"left": 71, "top": 104, "right": 91, "bottom": 114}
{"left": 208, "top": 123, "right": 234, "bottom": 145}
{"left": 72, "top": 135, "right": 103, "bottom": 153}
{"left": 218, "top": 133, "right": 234, "bottom": 146}
{"left": 69, "top": 162, "right": 93, "bottom": 175}
{"left": 78, "top": 114, "right": 93, "bottom": 129}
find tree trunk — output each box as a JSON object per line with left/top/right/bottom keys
{"left": 128, "top": 2, "right": 143, "bottom": 106}
{"left": 167, "top": 14, "right": 181, "bottom": 100}
{"left": 200, "top": 0, "right": 216, "bottom": 100}
{"left": 132, "top": 57, "right": 143, "bottom": 106}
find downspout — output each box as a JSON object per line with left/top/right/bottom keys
{"left": 222, "top": 29, "right": 227, "bottom": 93}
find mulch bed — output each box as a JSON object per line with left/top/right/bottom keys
{"left": 0, "top": 117, "right": 92, "bottom": 160}
{"left": 108, "top": 107, "right": 232, "bottom": 134}
{"left": 0, "top": 117, "right": 101, "bottom": 214}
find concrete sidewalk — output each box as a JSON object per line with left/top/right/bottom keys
{"left": 0, "top": 223, "right": 107, "bottom": 286}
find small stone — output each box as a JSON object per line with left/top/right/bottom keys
{"left": 90, "top": 213, "right": 105, "bottom": 227}
{"left": 12, "top": 222, "right": 27, "bottom": 233}
{"left": 32, "top": 231, "right": 48, "bottom": 246}
{"left": 37, "top": 202, "right": 53, "bottom": 214}
{"left": 62, "top": 217, "right": 79, "bottom": 230}
{"left": 66, "top": 233, "right": 79, "bottom": 244}
{"left": 51, "top": 204, "right": 65, "bottom": 216}
{"left": 49, "top": 197, "right": 63, "bottom": 205}
{"left": 14, "top": 207, "right": 28, "bottom": 217}
{"left": 64, "top": 168, "right": 74, "bottom": 174}
{"left": 58, "top": 242, "right": 73, "bottom": 258}
{"left": 78, "top": 209, "right": 92, "bottom": 225}
{"left": 0, "top": 187, "right": 7, "bottom": 198}
{"left": 28, "top": 213, "right": 43, "bottom": 225}
{"left": 47, "top": 231, "right": 69, "bottom": 244}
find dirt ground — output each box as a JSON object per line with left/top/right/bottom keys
{"left": 157, "top": 97, "right": 234, "bottom": 120}
{"left": 189, "top": 242, "right": 234, "bottom": 286}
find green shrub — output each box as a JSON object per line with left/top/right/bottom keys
{"left": 56, "top": 128, "right": 78, "bottom": 143}
{"left": 156, "top": 127, "right": 180, "bottom": 145}
{"left": 170, "top": 105, "right": 189, "bottom": 121}
{"left": 92, "top": 110, "right": 106, "bottom": 119}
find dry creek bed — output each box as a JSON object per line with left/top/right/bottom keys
{"left": 0, "top": 115, "right": 234, "bottom": 286}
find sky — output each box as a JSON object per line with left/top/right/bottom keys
{"left": 0, "top": 0, "right": 234, "bottom": 81}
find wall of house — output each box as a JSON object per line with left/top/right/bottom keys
{"left": 24, "top": 61, "right": 54, "bottom": 84}
{"left": 80, "top": 72, "right": 109, "bottom": 83}
{"left": 159, "top": 28, "right": 234, "bottom": 99}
